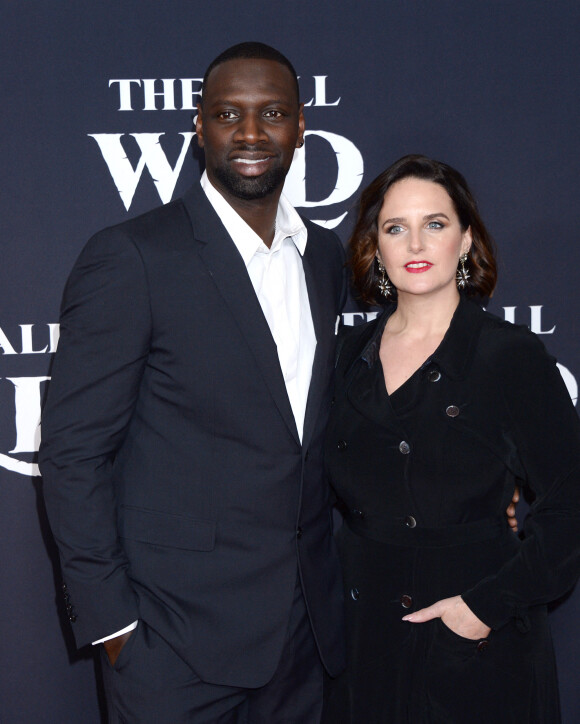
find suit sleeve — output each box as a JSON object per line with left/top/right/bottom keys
{"left": 39, "top": 227, "right": 151, "bottom": 647}
{"left": 462, "top": 328, "right": 580, "bottom": 630}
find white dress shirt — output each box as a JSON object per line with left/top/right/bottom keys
{"left": 201, "top": 171, "right": 316, "bottom": 441}
{"left": 94, "top": 174, "right": 316, "bottom": 645}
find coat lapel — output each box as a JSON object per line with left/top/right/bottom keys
{"left": 182, "top": 185, "right": 300, "bottom": 445}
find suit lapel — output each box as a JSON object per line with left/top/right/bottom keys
{"left": 182, "top": 185, "right": 300, "bottom": 445}
{"left": 301, "top": 236, "right": 333, "bottom": 451}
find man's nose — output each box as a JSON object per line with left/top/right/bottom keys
{"left": 234, "top": 114, "right": 267, "bottom": 144}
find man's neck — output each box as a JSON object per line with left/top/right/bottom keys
{"left": 227, "top": 194, "right": 280, "bottom": 248}
{"left": 207, "top": 176, "right": 282, "bottom": 248}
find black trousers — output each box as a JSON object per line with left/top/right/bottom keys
{"left": 100, "top": 575, "right": 323, "bottom": 724}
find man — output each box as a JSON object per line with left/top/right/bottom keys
{"left": 40, "top": 42, "right": 346, "bottom": 723}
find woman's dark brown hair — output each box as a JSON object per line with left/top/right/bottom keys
{"left": 349, "top": 154, "right": 497, "bottom": 305}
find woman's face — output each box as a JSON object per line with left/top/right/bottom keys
{"left": 377, "top": 177, "right": 472, "bottom": 301}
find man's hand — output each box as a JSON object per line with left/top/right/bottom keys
{"left": 402, "top": 595, "right": 491, "bottom": 640}
{"left": 103, "top": 630, "right": 133, "bottom": 667}
{"left": 506, "top": 486, "right": 520, "bottom": 532}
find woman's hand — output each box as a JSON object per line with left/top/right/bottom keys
{"left": 402, "top": 595, "right": 491, "bottom": 640}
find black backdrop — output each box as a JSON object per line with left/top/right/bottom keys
{"left": 1, "top": 2, "right": 579, "bottom": 721}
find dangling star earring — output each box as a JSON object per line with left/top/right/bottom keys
{"left": 456, "top": 253, "right": 470, "bottom": 289}
{"left": 377, "top": 259, "right": 393, "bottom": 298}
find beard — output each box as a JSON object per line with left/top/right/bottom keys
{"left": 212, "top": 162, "right": 288, "bottom": 201}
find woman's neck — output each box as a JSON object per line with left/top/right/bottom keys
{"left": 387, "top": 289, "right": 461, "bottom": 340}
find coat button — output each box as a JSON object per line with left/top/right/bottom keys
{"left": 350, "top": 587, "right": 360, "bottom": 601}
{"left": 296, "top": 527, "right": 303, "bottom": 539}
{"left": 61, "top": 583, "right": 68, "bottom": 592}
{"left": 404, "top": 515, "right": 417, "bottom": 528}
{"left": 400, "top": 594, "right": 413, "bottom": 608}
{"left": 428, "top": 369, "right": 441, "bottom": 382}
{"left": 337, "top": 440, "right": 347, "bottom": 450}
{"left": 446, "top": 405, "right": 460, "bottom": 417}
{"left": 399, "top": 441, "right": 411, "bottom": 454}
{"left": 477, "top": 639, "right": 489, "bottom": 652}
{"left": 69, "top": 614, "right": 77, "bottom": 623}
{"left": 352, "top": 509, "right": 365, "bottom": 519}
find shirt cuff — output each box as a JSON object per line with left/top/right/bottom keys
{"left": 92, "top": 620, "right": 138, "bottom": 645}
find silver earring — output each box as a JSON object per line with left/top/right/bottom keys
{"left": 377, "top": 259, "right": 393, "bottom": 298}
{"left": 456, "top": 253, "right": 470, "bottom": 289}
{"left": 297, "top": 139, "right": 304, "bottom": 148}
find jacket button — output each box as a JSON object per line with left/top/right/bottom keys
{"left": 61, "top": 583, "right": 68, "bottom": 592}
{"left": 400, "top": 594, "right": 413, "bottom": 608}
{"left": 352, "top": 509, "right": 365, "bottom": 519}
{"left": 477, "top": 639, "right": 489, "bottom": 652}
{"left": 337, "top": 440, "right": 347, "bottom": 450}
{"left": 404, "top": 515, "right": 417, "bottom": 528}
{"left": 350, "top": 587, "right": 360, "bottom": 601}
{"left": 296, "top": 527, "right": 303, "bottom": 539}
{"left": 399, "top": 441, "right": 411, "bottom": 454}
{"left": 69, "top": 614, "right": 77, "bottom": 623}
{"left": 428, "top": 369, "right": 441, "bottom": 382}
{"left": 446, "top": 405, "right": 460, "bottom": 417}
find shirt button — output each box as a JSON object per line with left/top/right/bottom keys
{"left": 446, "top": 405, "right": 460, "bottom": 417}
{"left": 477, "top": 639, "right": 489, "bottom": 652}
{"left": 400, "top": 594, "right": 413, "bottom": 608}
{"left": 296, "top": 527, "right": 303, "bottom": 539}
{"left": 404, "top": 515, "right": 417, "bottom": 528}
{"left": 350, "top": 587, "right": 360, "bottom": 601}
{"left": 399, "top": 441, "right": 411, "bottom": 454}
{"left": 428, "top": 369, "right": 441, "bottom": 382}
{"left": 337, "top": 440, "right": 347, "bottom": 450}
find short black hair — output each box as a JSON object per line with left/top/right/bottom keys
{"left": 200, "top": 41, "right": 300, "bottom": 105}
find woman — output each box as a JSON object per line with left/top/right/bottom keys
{"left": 323, "top": 155, "right": 580, "bottom": 723}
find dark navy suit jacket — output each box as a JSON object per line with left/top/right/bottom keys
{"left": 40, "top": 183, "right": 347, "bottom": 687}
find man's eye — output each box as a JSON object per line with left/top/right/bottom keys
{"left": 217, "top": 111, "right": 237, "bottom": 119}
{"left": 264, "top": 110, "right": 283, "bottom": 118}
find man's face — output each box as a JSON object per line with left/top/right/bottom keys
{"left": 196, "top": 58, "right": 304, "bottom": 202}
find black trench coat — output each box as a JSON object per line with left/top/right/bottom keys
{"left": 323, "top": 296, "right": 580, "bottom": 724}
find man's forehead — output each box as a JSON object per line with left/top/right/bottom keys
{"left": 203, "top": 58, "right": 298, "bottom": 101}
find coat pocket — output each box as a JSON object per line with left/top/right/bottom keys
{"left": 119, "top": 505, "right": 216, "bottom": 551}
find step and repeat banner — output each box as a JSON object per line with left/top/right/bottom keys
{"left": 1, "top": 2, "right": 579, "bottom": 721}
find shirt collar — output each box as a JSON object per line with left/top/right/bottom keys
{"left": 359, "top": 295, "right": 485, "bottom": 380}
{"left": 200, "top": 171, "right": 307, "bottom": 267}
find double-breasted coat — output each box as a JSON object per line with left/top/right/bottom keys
{"left": 323, "top": 296, "right": 580, "bottom": 723}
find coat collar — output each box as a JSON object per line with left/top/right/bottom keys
{"left": 358, "top": 295, "right": 486, "bottom": 380}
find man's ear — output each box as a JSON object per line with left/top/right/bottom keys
{"left": 195, "top": 103, "right": 204, "bottom": 148}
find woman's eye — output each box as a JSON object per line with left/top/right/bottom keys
{"left": 427, "top": 221, "right": 443, "bottom": 229}
{"left": 387, "top": 225, "right": 403, "bottom": 234}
